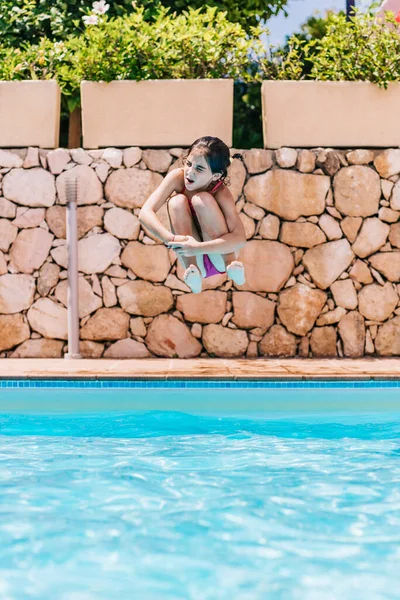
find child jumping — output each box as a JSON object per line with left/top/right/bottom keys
{"left": 139, "top": 136, "right": 246, "bottom": 294}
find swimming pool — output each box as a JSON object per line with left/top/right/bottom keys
{"left": 1, "top": 381, "right": 400, "bottom": 599}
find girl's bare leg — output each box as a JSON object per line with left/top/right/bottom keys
{"left": 191, "top": 192, "right": 245, "bottom": 285}
{"left": 167, "top": 194, "right": 205, "bottom": 292}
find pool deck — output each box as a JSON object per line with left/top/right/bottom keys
{"left": 0, "top": 358, "right": 399, "bottom": 380}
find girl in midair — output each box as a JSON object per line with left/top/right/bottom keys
{"left": 139, "top": 136, "right": 246, "bottom": 294}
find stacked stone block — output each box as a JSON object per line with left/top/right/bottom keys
{"left": 0, "top": 145, "right": 399, "bottom": 358}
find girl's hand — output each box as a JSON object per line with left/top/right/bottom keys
{"left": 167, "top": 235, "right": 203, "bottom": 256}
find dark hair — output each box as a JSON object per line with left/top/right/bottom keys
{"left": 182, "top": 136, "right": 243, "bottom": 185}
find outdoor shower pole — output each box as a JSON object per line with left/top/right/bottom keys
{"left": 64, "top": 175, "right": 82, "bottom": 359}
{"left": 346, "top": 0, "right": 356, "bottom": 19}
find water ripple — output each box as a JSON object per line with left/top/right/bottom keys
{"left": 0, "top": 412, "right": 400, "bottom": 599}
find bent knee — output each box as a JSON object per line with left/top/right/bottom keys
{"left": 191, "top": 192, "right": 215, "bottom": 211}
{"left": 168, "top": 193, "right": 189, "bottom": 215}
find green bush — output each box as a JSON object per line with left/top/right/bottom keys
{"left": 263, "top": 8, "right": 400, "bottom": 88}
{"left": 56, "top": 6, "right": 267, "bottom": 110}
{"left": 0, "top": 0, "right": 287, "bottom": 45}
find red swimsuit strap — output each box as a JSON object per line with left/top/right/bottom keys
{"left": 210, "top": 180, "right": 224, "bottom": 194}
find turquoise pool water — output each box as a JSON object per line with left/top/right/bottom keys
{"left": 1, "top": 383, "right": 400, "bottom": 599}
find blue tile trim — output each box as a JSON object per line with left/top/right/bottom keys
{"left": 0, "top": 379, "right": 399, "bottom": 389}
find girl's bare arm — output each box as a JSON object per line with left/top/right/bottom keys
{"left": 139, "top": 169, "right": 183, "bottom": 243}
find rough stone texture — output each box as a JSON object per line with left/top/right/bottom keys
{"left": 146, "top": 314, "right": 202, "bottom": 358}
{"left": 244, "top": 170, "right": 329, "bottom": 221}
{"left": 375, "top": 316, "right": 400, "bottom": 356}
{"left": 9, "top": 228, "right": 53, "bottom": 274}
{"left": 330, "top": 279, "right": 358, "bottom": 310}
{"left": 77, "top": 206, "right": 105, "bottom": 239}
{"left": 389, "top": 222, "right": 400, "bottom": 248}
{"left": 379, "top": 207, "right": 399, "bottom": 223}
{"left": 243, "top": 149, "right": 273, "bottom": 174}
{"left": 121, "top": 241, "right": 170, "bottom": 282}
{"left": 346, "top": 149, "right": 374, "bottom": 165}
{"left": 243, "top": 203, "right": 265, "bottom": 221}
{"left": 0, "top": 197, "right": 17, "bottom": 219}
{"left": 101, "top": 276, "right": 117, "bottom": 308}
{"left": 381, "top": 179, "right": 394, "bottom": 201}
{"left": 0, "top": 219, "right": 18, "bottom": 252}
{"left": 358, "top": 282, "right": 398, "bottom": 321}
{"left": 105, "top": 168, "right": 163, "bottom": 209}
{"left": 0, "top": 149, "right": 23, "bottom": 169}
{"left": 202, "top": 324, "right": 248, "bottom": 358}
{"left": 45, "top": 205, "right": 65, "bottom": 238}
{"left": 103, "top": 338, "right": 150, "bottom": 358}
{"left": 95, "top": 163, "right": 110, "bottom": 183}
{"left": 130, "top": 317, "right": 147, "bottom": 337}
{"left": 117, "top": 280, "right": 174, "bottom": 316}
{"left": 310, "top": 326, "right": 337, "bottom": 357}
{"left": 229, "top": 159, "right": 247, "bottom": 203}
{"left": 316, "top": 150, "right": 341, "bottom": 176}
{"left": 104, "top": 207, "right": 140, "bottom": 240}
{"left": 334, "top": 166, "right": 380, "bottom": 217}
{"left": 177, "top": 291, "right": 227, "bottom": 324}
{"left": 0, "top": 274, "right": 35, "bottom": 313}
{"left": 352, "top": 218, "right": 390, "bottom": 258}
{"left": 277, "top": 284, "right": 327, "bottom": 336}
{"left": 297, "top": 150, "right": 316, "bottom": 173}
{"left": 374, "top": 149, "right": 400, "bottom": 179}
{"left": 37, "top": 262, "right": 60, "bottom": 296}
{"left": 349, "top": 259, "right": 373, "bottom": 284}
{"left": 142, "top": 150, "right": 173, "bottom": 173}
{"left": 164, "top": 274, "right": 190, "bottom": 293}
{"left": 231, "top": 292, "right": 275, "bottom": 329}
{"left": 57, "top": 165, "right": 103, "bottom": 206}
{"left": 3, "top": 168, "right": 55, "bottom": 207}
{"left": 0, "top": 251, "right": 6, "bottom": 276}
{"left": 123, "top": 147, "right": 142, "bottom": 168}
{"left": 239, "top": 240, "right": 294, "bottom": 292}
{"left": 102, "top": 148, "right": 123, "bottom": 169}
{"left": 280, "top": 222, "right": 326, "bottom": 248}
{"left": 316, "top": 306, "right": 347, "bottom": 326}
{"left": 11, "top": 339, "right": 64, "bottom": 358}
{"left": 303, "top": 239, "right": 354, "bottom": 289}
{"left": 240, "top": 213, "right": 256, "bottom": 239}
{"left": 27, "top": 298, "right": 68, "bottom": 340}
{"left": 79, "top": 340, "right": 104, "bottom": 358}
{"left": 78, "top": 234, "right": 120, "bottom": 274}
{"left": 46, "top": 205, "right": 105, "bottom": 239}
{"left": 0, "top": 314, "right": 30, "bottom": 352}
{"left": 340, "top": 216, "right": 363, "bottom": 243}
{"left": 259, "top": 325, "right": 297, "bottom": 357}
{"left": 54, "top": 277, "right": 103, "bottom": 318}
{"left": 2, "top": 144, "right": 400, "bottom": 358}
{"left": 80, "top": 308, "right": 130, "bottom": 341}
{"left": 70, "top": 148, "right": 92, "bottom": 165}
{"left": 258, "top": 214, "right": 280, "bottom": 240}
{"left": 13, "top": 208, "right": 45, "bottom": 229}
{"left": 338, "top": 311, "right": 365, "bottom": 358}
{"left": 390, "top": 180, "right": 400, "bottom": 211}
{"left": 368, "top": 251, "right": 400, "bottom": 282}
{"left": 47, "top": 148, "right": 70, "bottom": 175}
{"left": 318, "top": 214, "right": 342, "bottom": 240}
{"left": 276, "top": 147, "right": 297, "bottom": 168}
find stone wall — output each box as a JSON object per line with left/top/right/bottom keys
{"left": 0, "top": 145, "right": 399, "bottom": 359}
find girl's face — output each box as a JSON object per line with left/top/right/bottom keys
{"left": 184, "top": 152, "right": 221, "bottom": 192}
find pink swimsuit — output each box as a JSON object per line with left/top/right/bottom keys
{"left": 183, "top": 180, "right": 225, "bottom": 278}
